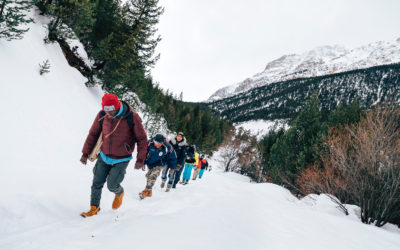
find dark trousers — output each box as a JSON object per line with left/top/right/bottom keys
{"left": 172, "top": 165, "right": 184, "bottom": 188}
{"left": 90, "top": 156, "right": 129, "bottom": 207}
{"left": 161, "top": 165, "right": 174, "bottom": 188}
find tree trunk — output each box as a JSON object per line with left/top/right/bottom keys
{"left": 131, "top": 0, "right": 149, "bottom": 30}
{"left": 0, "top": 0, "right": 7, "bottom": 19}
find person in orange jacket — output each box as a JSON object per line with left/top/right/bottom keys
{"left": 199, "top": 155, "right": 208, "bottom": 179}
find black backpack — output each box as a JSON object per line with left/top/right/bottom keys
{"left": 186, "top": 146, "right": 196, "bottom": 164}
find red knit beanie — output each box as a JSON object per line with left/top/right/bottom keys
{"left": 102, "top": 93, "right": 121, "bottom": 111}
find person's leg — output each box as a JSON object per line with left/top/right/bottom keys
{"left": 192, "top": 168, "right": 199, "bottom": 180}
{"left": 171, "top": 171, "right": 177, "bottom": 188}
{"left": 106, "top": 160, "right": 129, "bottom": 194}
{"left": 90, "top": 157, "right": 111, "bottom": 207}
{"left": 185, "top": 164, "right": 194, "bottom": 181}
{"left": 182, "top": 164, "right": 189, "bottom": 181}
{"left": 173, "top": 166, "right": 184, "bottom": 187}
{"left": 199, "top": 169, "right": 204, "bottom": 179}
{"left": 185, "top": 164, "right": 193, "bottom": 183}
{"left": 160, "top": 165, "right": 169, "bottom": 187}
{"left": 166, "top": 169, "right": 174, "bottom": 189}
{"left": 145, "top": 166, "right": 164, "bottom": 190}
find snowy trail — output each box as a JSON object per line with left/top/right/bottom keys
{"left": 1, "top": 169, "right": 400, "bottom": 250}
{"left": 1, "top": 8, "right": 400, "bottom": 250}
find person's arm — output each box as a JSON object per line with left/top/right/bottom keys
{"left": 195, "top": 153, "right": 199, "bottom": 166}
{"left": 132, "top": 112, "right": 148, "bottom": 165}
{"left": 82, "top": 112, "right": 102, "bottom": 159}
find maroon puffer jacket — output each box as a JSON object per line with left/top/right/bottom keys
{"left": 82, "top": 101, "right": 148, "bottom": 164}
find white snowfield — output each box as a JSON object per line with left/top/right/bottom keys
{"left": 1, "top": 9, "right": 400, "bottom": 250}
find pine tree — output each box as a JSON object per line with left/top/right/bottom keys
{"left": 39, "top": 59, "right": 51, "bottom": 75}
{"left": 327, "top": 98, "right": 362, "bottom": 127}
{"left": 294, "top": 94, "right": 325, "bottom": 169}
{"left": 41, "top": 0, "right": 96, "bottom": 42}
{"left": 0, "top": 0, "right": 33, "bottom": 41}
{"left": 266, "top": 94, "right": 325, "bottom": 187}
{"left": 92, "top": 0, "right": 164, "bottom": 91}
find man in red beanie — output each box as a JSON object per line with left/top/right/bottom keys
{"left": 80, "top": 93, "right": 148, "bottom": 217}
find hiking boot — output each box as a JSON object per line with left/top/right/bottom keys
{"left": 80, "top": 206, "right": 100, "bottom": 218}
{"left": 139, "top": 189, "right": 152, "bottom": 199}
{"left": 160, "top": 181, "right": 166, "bottom": 188}
{"left": 166, "top": 187, "right": 171, "bottom": 192}
{"left": 112, "top": 192, "right": 124, "bottom": 210}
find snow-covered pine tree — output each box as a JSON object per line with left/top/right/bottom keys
{"left": 0, "top": 0, "right": 33, "bottom": 41}
{"left": 39, "top": 59, "right": 50, "bottom": 75}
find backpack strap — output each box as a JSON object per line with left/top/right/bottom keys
{"left": 99, "top": 111, "right": 106, "bottom": 127}
{"left": 126, "top": 112, "right": 134, "bottom": 130}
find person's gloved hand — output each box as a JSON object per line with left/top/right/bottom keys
{"left": 80, "top": 154, "right": 88, "bottom": 165}
{"left": 135, "top": 162, "right": 145, "bottom": 171}
{"left": 176, "top": 164, "right": 182, "bottom": 170}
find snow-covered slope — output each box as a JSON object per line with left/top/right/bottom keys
{"left": 209, "top": 39, "right": 400, "bottom": 101}
{"left": 1, "top": 9, "right": 400, "bottom": 250}
{"left": 234, "top": 120, "right": 288, "bottom": 139}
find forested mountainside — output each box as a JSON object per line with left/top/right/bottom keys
{"left": 209, "top": 39, "right": 400, "bottom": 101}
{"left": 207, "top": 63, "right": 400, "bottom": 123}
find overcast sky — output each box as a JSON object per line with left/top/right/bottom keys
{"left": 151, "top": 0, "right": 400, "bottom": 102}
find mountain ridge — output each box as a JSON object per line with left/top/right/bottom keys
{"left": 207, "top": 63, "right": 400, "bottom": 123}
{"left": 208, "top": 39, "right": 400, "bottom": 101}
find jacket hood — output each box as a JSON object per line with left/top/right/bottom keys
{"left": 170, "top": 136, "right": 187, "bottom": 146}
{"left": 118, "top": 100, "right": 133, "bottom": 118}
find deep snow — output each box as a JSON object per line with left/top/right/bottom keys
{"left": 1, "top": 8, "right": 400, "bottom": 250}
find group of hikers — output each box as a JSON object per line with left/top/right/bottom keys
{"left": 79, "top": 93, "right": 210, "bottom": 218}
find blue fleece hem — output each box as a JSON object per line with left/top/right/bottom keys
{"left": 100, "top": 151, "right": 132, "bottom": 165}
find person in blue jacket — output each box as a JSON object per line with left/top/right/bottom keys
{"left": 167, "top": 132, "right": 188, "bottom": 189}
{"left": 139, "top": 134, "right": 177, "bottom": 199}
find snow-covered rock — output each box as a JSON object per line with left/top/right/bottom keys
{"left": 209, "top": 39, "right": 400, "bottom": 101}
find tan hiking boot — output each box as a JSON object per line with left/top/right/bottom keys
{"left": 112, "top": 192, "right": 124, "bottom": 210}
{"left": 80, "top": 206, "right": 100, "bottom": 218}
{"left": 165, "top": 187, "right": 171, "bottom": 192}
{"left": 139, "top": 189, "right": 152, "bottom": 199}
